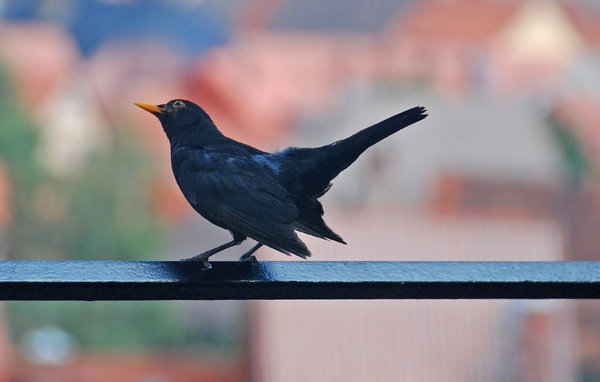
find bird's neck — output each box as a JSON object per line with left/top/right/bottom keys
{"left": 167, "top": 124, "right": 226, "bottom": 150}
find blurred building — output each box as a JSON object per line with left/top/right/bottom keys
{"left": 252, "top": 211, "right": 576, "bottom": 382}
{"left": 0, "top": 0, "right": 600, "bottom": 380}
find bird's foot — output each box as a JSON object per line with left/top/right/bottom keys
{"left": 181, "top": 254, "right": 213, "bottom": 270}
{"left": 238, "top": 254, "right": 258, "bottom": 263}
{"left": 200, "top": 259, "right": 212, "bottom": 270}
{"left": 179, "top": 239, "right": 244, "bottom": 269}
{"left": 238, "top": 243, "right": 262, "bottom": 263}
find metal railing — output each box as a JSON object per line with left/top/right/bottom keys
{"left": 0, "top": 260, "right": 598, "bottom": 300}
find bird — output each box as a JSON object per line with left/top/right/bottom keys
{"left": 136, "top": 99, "right": 427, "bottom": 268}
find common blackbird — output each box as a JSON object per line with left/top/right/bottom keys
{"left": 136, "top": 99, "right": 427, "bottom": 268}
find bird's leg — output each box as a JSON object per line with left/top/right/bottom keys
{"left": 239, "top": 243, "right": 263, "bottom": 263}
{"left": 182, "top": 238, "right": 243, "bottom": 269}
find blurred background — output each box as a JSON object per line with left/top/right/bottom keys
{"left": 0, "top": 0, "right": 599, "bottom": 380}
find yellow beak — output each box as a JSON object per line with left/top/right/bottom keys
{"left": 135, "top": 102, "right": 163, "bottom": 114}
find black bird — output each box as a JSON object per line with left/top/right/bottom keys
{"left": 136, "top": 99, "right": 427, "bottom": 268}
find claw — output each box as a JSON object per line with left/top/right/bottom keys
{"left": 239, "top": 254, "right": 258, "bottom": 263}
{"left": 179, "top": 255, "right": 213, "bottom": 270}
{"left": 201, "top": 259, "right": 213, "bottom": 270}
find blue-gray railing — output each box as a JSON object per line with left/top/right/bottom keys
{"left": 0, "top": 261, "right": 598, "bottom": 300}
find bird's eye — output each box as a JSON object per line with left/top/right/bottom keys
{"left": 173, "top": 100, "right": 185, "bottom": 109}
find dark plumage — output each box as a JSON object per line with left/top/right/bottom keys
{"left": 136, "top": 99, "right": 427, "bottom": 268}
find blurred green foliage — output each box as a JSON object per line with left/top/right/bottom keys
{"left": 547, "top": 113, "right": 588, "bottom": 187}
{"left": 0, "top": 68, "right": 240, "bottom": 352}
{"left": 6, "top": 301, "right": 242, "bottom": 353}
{"left": 0, "top": 72, "right": 162, "bottom": 260}
{"left": 0, "top": 71, "right": 47, "bottom": 259}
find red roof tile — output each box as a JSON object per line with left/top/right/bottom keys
{"left": 393, "top": 0, "right": 520, "bottom": 42}
{"left": 0, "top": 23, "right": 79, "bottom": 107}
{"left": 562, "top": 2, "right": 600, "bottom": 46}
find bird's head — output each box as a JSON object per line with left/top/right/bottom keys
{"left": 135, "top": 99, "right": 220, "bottom": 144}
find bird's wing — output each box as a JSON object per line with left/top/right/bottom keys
{"left": 175, "top": 150, "right": 310, "bottom": 257}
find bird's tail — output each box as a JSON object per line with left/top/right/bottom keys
{"left": 309, "top": 106, "right": 427, "bottom": 192}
